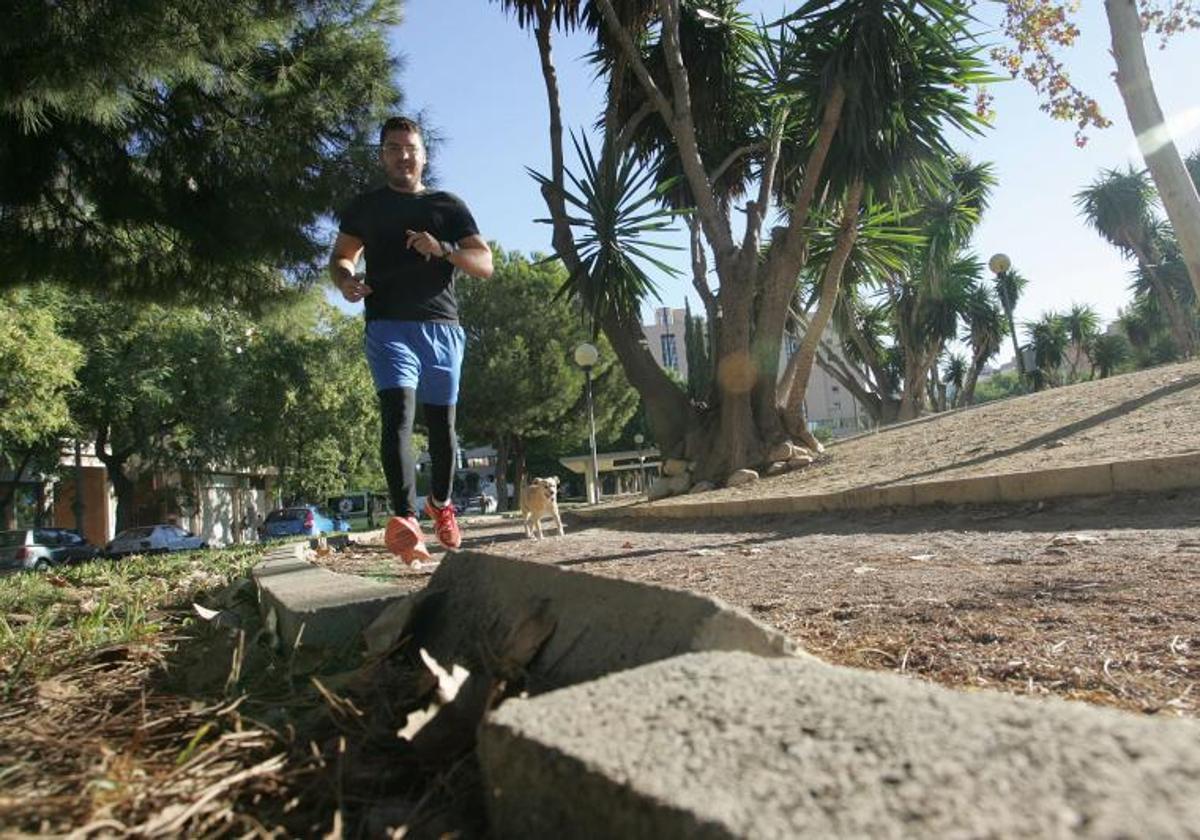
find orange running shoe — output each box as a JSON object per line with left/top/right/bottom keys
{"left": 424, "top": 499, "right": 462, "bottom": 549}
{"left": 384, "top": 515, "right": 431, "bottom": 567}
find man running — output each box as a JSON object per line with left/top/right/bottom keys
{"left": 330, "top": 116, "right": 493, "bottom": 566}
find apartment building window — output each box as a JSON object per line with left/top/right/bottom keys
{"left": 661, "top": 334, "right": 679, "bottom": 370}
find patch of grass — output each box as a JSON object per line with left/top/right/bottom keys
{"left": 0, "top": 546, "right": 264, "bottom": 689}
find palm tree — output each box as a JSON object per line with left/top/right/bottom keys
{"left": 889, "top": 156, "right": 994, "bottom": 420}
{"left": 1024, "top": 312, "right": 1069, "bottom": 390}
{"left": 961, "top": 284, "right": 1007, "bottom": 405}
{"left": 1061, "top": 302, "right": 1100, "bottom": 381}
{"left": 942, "top": 353, "right": 968, "bottom": 408}
{"left": 993, "top": 267, "right": 1028, "bottom": 381}
{"left": 1089, "top": 332, "right": 1132, "bottom": 379}
{"left": 1076, "top": 167, "right": 1195, "bottom": 356}
{"left": 503, "top": 0, "right": 991, "bottom": 480}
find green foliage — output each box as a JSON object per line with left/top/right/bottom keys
{"left": 942, "top": 353, "right": 967, "bottom": 389}
{"left": 530, "top": 134, "right": 681, "bottom": 326}
{"left": 781, "top": 1, "right": 995, "bottom": 199}
{"left": 974, "top": 370, "right": 1023, "bottom": 404}
{"left": 35, "top": 288, "right": 380, "bottom": 514}
{"left": 1090, "top": 333, "right": 1133, "bottom": 379}
{"left": 1117, "top": 297, "right": 1184, "bottom": 366}
{"left": 457, "top": 247, "right": 638, "bottom": 460}
{"left": 0, "top": 288, "right": 81, "bottom": 457}
{"left": 233, "top": 296, "right": 382, "bottom": 503}
{"left": 1024, "top": 312, "right": 1069, "bottom": 388}
{"left": 0, "top": 0, "right": 401, "bottom": 305}
{"left": 1076, "top": 167, "right": 1159, "bottom": 258}
{"left": 0, "top": 546, "right": 261, "bottom": 684}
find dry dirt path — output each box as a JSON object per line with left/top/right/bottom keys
{"left": 317, "top": 490, "right": 1200, "bottom": 720}
{"left": 656, "top": 360, "right": 1200, "bottom": 508}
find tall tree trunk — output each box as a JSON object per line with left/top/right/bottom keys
{"left": 897, "top": 348, "right": 935, "bottom": 421}
{"left": 513, "top": 436, "right": 526, "bottom": 505}
{"left": 1003, "top": 304, "right": 1026, "bottom": 380}
{"left": 494, "top": 434, "right": 510, "bottom": 513}
{"left": 780, "top": 180, "right": 864, "bottom": 449}
{"left": 752, "top": 84, "right": 847, "bottom": 440}
{"left": 1106, "top": 0, "right": 1200, "bottom": 305}
{"left": 712, "top": 279, "right": 761, "bottom": 478}
{"left": 961, "top": 346, "right": 989, "bottom": 406}
{"left": 106, "top": 463, "right": 134, "bottom": 533}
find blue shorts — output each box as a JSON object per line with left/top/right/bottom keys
{"left": 365, "top": 320, "right": 466, "bottom": 405}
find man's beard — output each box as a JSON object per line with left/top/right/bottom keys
{"left": 388, "top": 166, "right": 421, "bottom": 191}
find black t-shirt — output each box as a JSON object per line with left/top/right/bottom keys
{"left": 337, "top": 187, "right": 480, "bottom": 323}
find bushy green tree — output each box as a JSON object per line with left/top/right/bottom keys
{"left": 234, "top": 295, "right": 384, "bottom": 505}
{"left": 1090, "top": 332, "right": 1133, "bottom": 378}
{"left": 0, "top": 287, "right": 82, "bottom": 518}
{"left": 1, "top": 0, "right": 401, "bottom": 305}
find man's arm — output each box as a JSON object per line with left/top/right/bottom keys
{"left": 448, "top": 234, "right": 493, "bottom": 279}
{"left": 330, "top": 232, "right": 371, "bottom": 302}
{"left": 405, "top": 231, "right": 494, "bottom": 279}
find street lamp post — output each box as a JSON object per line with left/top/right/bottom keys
{"left": 574, "top": 342, "right": 601, "bottom": 504}
{"left": 633, "top": 432, "right": 646, "bottom": 493}
{"left": 989, "top": 252, "right": 1027, "bottom": 385}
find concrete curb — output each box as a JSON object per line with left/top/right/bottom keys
{"left": 402, "top": 551, "right": 796, "bottom": 693}
{"left": 481, "top": 651, "right": 1200, "bottom": 839}
{"left": 575, "top": 451, "right": 1200, "bottom": 522}
{"left": 252, "top": 543, "right": 406, "bottom": 651}
{"left": 249, "top": 546, "right": 794, "bottom": 684}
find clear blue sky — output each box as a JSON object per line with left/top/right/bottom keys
{"left": 344, "top": 1, "right": 1200, "bottom": 366}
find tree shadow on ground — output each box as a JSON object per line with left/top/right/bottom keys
{"left": 877, "top": 374, "right": 1200, "bottom": 486}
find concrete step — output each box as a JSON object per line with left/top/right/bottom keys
{"left": 480, "top": 651, "right": 1200, "bottom": 839}
{"left": 252, "top": 543, "right": 406, "bottom": 651}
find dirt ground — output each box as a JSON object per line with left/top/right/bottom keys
{"left": 316, "top": 490, "right": 1200, "bottom": 719}
{"left": 656, "top": 359, "right": 1200, "bottom": 507}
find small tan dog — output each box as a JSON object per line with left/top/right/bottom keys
{"left": 520, "top": 476, "right": 564, "bottom": 539}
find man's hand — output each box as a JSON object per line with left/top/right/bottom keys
{"left": 338, "top": 272, "right": 372, "bottom": 303}
{"left": 406, "top": 229, "right": 444, "bottom": 261}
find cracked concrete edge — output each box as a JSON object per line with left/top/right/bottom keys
{"left": 572, "top": 452, "right": 1200, "bottom": 522}
{"left": 414, "top": 551, "right": 798, "bottom": 694}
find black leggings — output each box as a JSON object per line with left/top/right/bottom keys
{"left": 378, "top": 387, "right": 456, "bottom": 517}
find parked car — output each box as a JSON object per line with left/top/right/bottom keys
{"left": 259, "top": 505, "right": 350, "bottom": 541}
{"left": 0, "top": 528, "right": 101, "bottom": 573}
{"left": 106, "top": 524, "right": 207, "bottom": 558}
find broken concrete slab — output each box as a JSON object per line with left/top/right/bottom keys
{"left": 252, "top": 543, "right": 406, "bottom": 651}
{"left": 412, "top": 552, "right": 795, "bottom": 694}
{"left": 480, "top": 651, "right": 1200, "bottom": 839}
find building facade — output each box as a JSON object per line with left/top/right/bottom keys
{"left": 642, "top": 306, "right": 689, "bottom": 381}
{"left": 641, "top": 306, "right": 872, "bottom": 438}
{"left": 1, "top": 443, "right": 275, "bottom": 548}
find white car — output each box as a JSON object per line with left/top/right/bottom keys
{"left": 106, "top": 524, "right": 207, "bottom": 558}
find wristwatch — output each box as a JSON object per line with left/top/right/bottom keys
{"left": 439, "top": 240, "right": 456, "bottom": 260}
